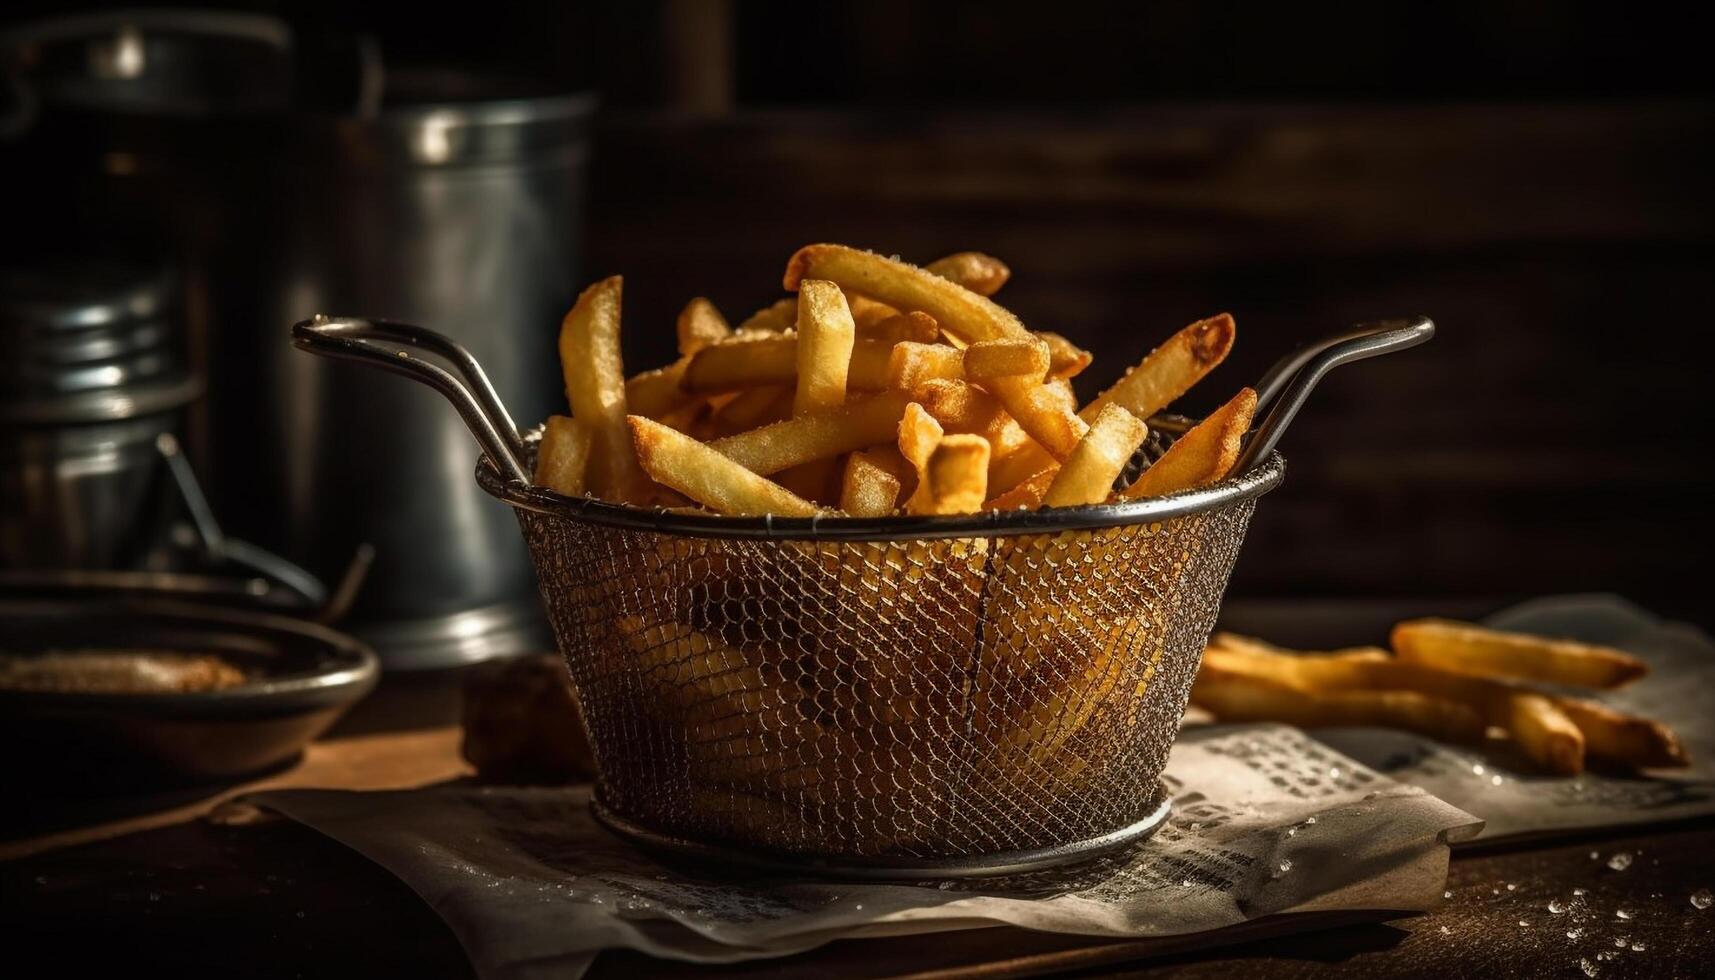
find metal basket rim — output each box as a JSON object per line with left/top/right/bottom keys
{"left": 476, "top": 415, "right": 1285, "bottom": 541}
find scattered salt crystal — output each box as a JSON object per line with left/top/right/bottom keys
{"left": 1606, "top": 852, "right": 1633, "bottom": 871}
{"left": 1566, "top": 928, "right": 1583, "bottom": 940}
{"left": 1443, "top": 890, "right": 1453, "bottom": 900}
{"left": 1598, "top": 950, "right": 1619, "bottom": 962}
{"left": 1579, "top": 956, "right": 1599, "bottom": 976}
{"left": 1614, "top": 936, "right": 1628, "bottom": 947}
{"left": 854, "top": 903, "right": 864, "bottom": 911}
{"left": 1304, "top": 816, "right": 1317, "bottom": 825}
{"left": 1181, "top": 879, "right": 1194, "bottom": 887}
{"left": 1507, "top": 883, "right": 1517, "bottom": 891}
{"left": 1272, "top": 859, "right": 1293, "bottom": 878}
{"left": 1492, "top": 888, "right": 1502, "bottom": 896}
{"left": 1549, "top": 899, "right": 1566, "bottom": 913}
{"left": 1473, "top": 764, "right": 1486, "bottom": 775}
{"left": 1615, "top": 908, "right": 1634, "bottom": 921}
{"left": 1590, "top": 851, "right": 1600, "bottom": 860}
{"left": 1692, "top": 888, "right": 1713, "bottom": 910}
{"left": 1630, "top": 942, "right": 1646, "bottom": 952}
{"left": 1491, "top": 774, "right": 1504, "bottom": 786}
{"left": 1517, "top": 920, "right": 1529, "bottom": 928}
{"left": 1439, "top": 925, "right": 1451, "bottom": 935}
{"left": 1573, "top": 888, "right": 1588, "bottom": 897}
{"left": 1286, "top": 827, "right": 1298, "bottom": 837}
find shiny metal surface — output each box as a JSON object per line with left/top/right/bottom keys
{"left": 210, "top": 75, "right": 591, "bottom": 668}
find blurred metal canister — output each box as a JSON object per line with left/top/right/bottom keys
{"left": 208, "top": 73, "right": 594, "bottom": 669}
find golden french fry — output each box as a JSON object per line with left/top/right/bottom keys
{"left": 785, "top": 245, "right": 1028, "bottom": 346}
{"left": 708, "top": 389, "right": 912, "bottom": 475}
{"left": 1042, "top": 403, "right": 1150, "bottom": 508}
{"left": 845, "top": 292, "right": 900, "bottom": 330}
{"left": 1123, "top": 387, "right": 1256, "bottom": 498}
{"left": 793, "top": 279, "right": 857, "bottom": 415}
{"left": 558, "top": 276, "right": 650, "bottom": 502}
{"left": 988, "top": 315, "right": 1236, "bottom": 494}
{"left": 913, "top": 379, "right": 1017, "bottom": 445}
{"left": 897, "top": 402, "right": 944, "bottom": 512}
{"left": 534, "top": 415, "right": 594, "bottom": 496}
{"left": 627, "top": 415, "right": 822, "bottom": 516}
{"left": 1392, "top": 619, "right": 1648, "bottom": 690}
{"left": 987, "top": 375, "right": 1088, "bottom": 459}
{"left": 840, "top": 450, "right": 903, "bottom": 516}
{"left": 624, "top": 362, "right": 693, "bottom": 420}
{"left": 964, "top": 337, "right": 1050, "bottom": 382}
{"left": 1190, "top": 662, "right": 1487, "bottom": 745}
{"left": 886, "top": 341, "right": 965, "bottom": 391}
{"left": 1555, "top": 698, "right": 1690, "bottom": 769}
{"left": 861, "top": 310, "right": 940, "bottom": 345}
{"left": 676, "top": 297, "right": 731, "bottom": 356}
{"left": 1505, "top": 693, "right": 1586, "bottom": 775}
{"left": 685, "top": 334, "right": 896, "bottom": 394}
{"left": 925, "top": 251, "right": 1010, "bottom": 295}
{"left": 1204, "top": 638, "right": 1592, "bottom": 774}
{"left": 984, "top": 466, "right": 1056, "bottom": 510}
{"left": 897, "top": 402, "right": 945, "bottom": 472}
{"left": 911, "top": 434, "right": 990, "bottom": 515}
{"left": 1037, "top": 331, "right": 1092, "bottom": 380}
{"left": 713, "top": 383, "right": 792, "bottom": 435}
{"left": 1084, "top": 312, "right": 1236, "bottom": 422}
{"left": 737, "top": 297, "right": 796, "bottom": 333}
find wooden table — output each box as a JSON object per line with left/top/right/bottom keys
{"left": 7, "top": 716, "right": 1712, "bottom": 979}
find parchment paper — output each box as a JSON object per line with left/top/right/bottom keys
{"left": 255, "top": 725, "right": 1479, "bottom": 979}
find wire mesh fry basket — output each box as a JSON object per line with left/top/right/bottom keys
{"left": 293, "top": 314, "right": 1432, "bottom": 878}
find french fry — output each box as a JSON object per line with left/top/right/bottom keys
{"left": 708, "top": 389, "right": 912, "bottom": 475}
{"left": 1191, "top": 662, "right": 1487, "bottom": 745}
{"left": 911, "top": 434, "right": 990, "bottom": 515}
{"left": 534, "top": 415, "right": 594, "bottom": 497}
{"left": 1504, "top": 692, "right": 1586, "bottom": 775}
{"left": 988, "top": 314, "right": 1236, "bottom": 494}
{"left": 1037, "top": 331, "right": 1093, "bottom": 380}
{"left": 794, "top": 279, "right": 857, "bottom": 415}
{"left": 985, "top": 467, "right": 1056, "bottom": 510}
{"left": 886, "top": 341, "right": 965, "bottom": 390}
{"left": 558, "top": 276, "right": 650, "bottom": 502}
{"left": 1204, "top": 638, "right": 1594, "bottom": 774}
{"left": 1555, "top": 698, "right": 1690, "bottom": 769}
{"left": 964, "top": 337, "right": 1050, "bottom": 382}
{"left": 861, "top": 310, "right": 941, "bottom": 346}
{"left": 627, "top": 415, "right": 822, "bottom": 516}
{"left": 785, "top": 245, "right": 1029, "bottom": 346}
{"left": 987, "top": 375, "right": 1088, "bottom": 459}
{"left": 713, "top": 383, "right": 792, "bottom": 435}
{"left": 1391, "top": 619, "right": 1648, "bottom": 689}
{"left": 925, "top": 251, "right": 1010, "bottom": 296}
{"left": 685, "top": 334, "right": 896, "bottom": 394}
{"left": 1083, "top": 313, "right": 1236, "bottom": 422}
{"left": 624, "top": 362, "right": 694, "bottom": 420}
{"left": 840, "top": 450, "right": 904, "bottom": 517}
{"left": 913, "top": 380, "right": 1025, "bottom": 452}
{"left": 845, "top": 293, "right": 901, "bottom": 330}
{"left": 1042, "top": 404, "right": 1150, "bottom": 508}
{"left": 897, "top": 402, "right": 944, "bottom": 512}
{"left": 676, "top": 297, "right": 732, "bottom": 356}
{"left": 1122, "top": 387, "right": 1256, "bottom": 498}
{"left": 737, "top": 297, "right": 796, "bottom": 333}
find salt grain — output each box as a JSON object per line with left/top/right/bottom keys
{"left": 1692, "top": 888, "right": 1713, "bottom": 910}
{"left": 1606, "top": 852, "right": 1633, "bottom": 871}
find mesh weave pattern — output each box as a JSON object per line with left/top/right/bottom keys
{"left": 515, "top": 495, "right": 1257, "bottom": 861}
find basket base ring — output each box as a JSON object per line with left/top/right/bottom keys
{"left": 590, "top": 784, "right": 1172, "bottom": 881}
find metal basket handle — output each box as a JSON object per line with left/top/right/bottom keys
{"left": 290, "top": 315, "right": 532, "bottom": 485}
{"left": 1235, "top": 316, "right": 1435, "bottom": 473}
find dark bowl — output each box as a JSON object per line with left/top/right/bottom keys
{"left": 0, "top": 597, "right": 377, "bottom": 791}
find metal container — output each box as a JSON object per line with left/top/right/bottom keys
{"left": 208, "top": 73, "right": 595, "bottom": 669}
{"left": 292, "top": 315, "right": 1434, "bottom": 877}
{"left": 0, "top": 263, "right": 199, "bottom": 569}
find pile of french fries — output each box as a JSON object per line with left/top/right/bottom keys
{"left": 1193, "top": 618, "right": 1688, "bottom": 775}
{"left": 535, "top": 244, "right": 1255, "bottom": 515}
